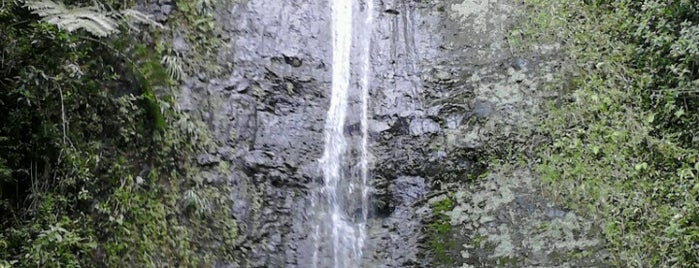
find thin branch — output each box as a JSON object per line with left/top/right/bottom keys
{"left": 58, "top": 84, "right": 67, "bottom": 145}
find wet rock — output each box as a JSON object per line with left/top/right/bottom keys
{"left": 434, "top": 70, "right": 451, "bottom": 81}
{"left": 197, "top": 153, "right": 221, "bottom": 166}
{"left": 283, "top": 55, "right": 303, "bottom": 67}
{"left": 344, "top": 122, "right": 361, "bottom": 136}
{"left": 545, "top": 206, "right": 569, "bottom": 219}
{"left": 223, "top": 80, "right": 250, "bottom": 93}
{"left": 173, "top": 35, "right": 188, "bottom": 52}
{"left": 182, "top": 1, "right": 330, "bottom": 266}
{"left": 202, "top": 171, "right": 224, "bottom": 184}
{"left": 472, "top": 100, "right": 494, "bottom": 118}
{"left": 242, "top": 150, "right": 272, "bottom": 170}
{"left": 389, "top": 176, "right": 427, "bottom": 206}
{"left": 512, "top": 58, "right": 528, "bottom": 70}
{"left": 408, "top": 118, "right": 441, "bottom": 136}
{"left": 369, "top": 119, "right": 390, "bottom": 134}
{"left": 160, "top": 4, "right": 172, "bottom": 17}
{"left": 368, "top": 176, "right": 429, "bottom": 268}
{"left": 384, "top": 9, "right": 399, "bottom": 15}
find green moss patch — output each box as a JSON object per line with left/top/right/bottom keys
{"left": 426, "top": 196, "right": 459, "bottom": 266}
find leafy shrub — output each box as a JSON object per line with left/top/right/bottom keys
{"left": 0, "top": 0, "right": 236, "bottom": 266}
{"left": 512, "top": 0, "right": 699, "bottom": 266}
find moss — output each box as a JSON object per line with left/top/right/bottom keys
{"left": 482, "top": 240, "right": 497, "bottom": 252}
{"left": 470, "top": 234, "right": 487, "bottom": 248}
{"left": 161, "top": 0, "right": 229, "bottom": 78}
{"left": 427, "top": 196, "right": 458, "bottom": 266}
{"left": 497, "top": 256, "right": 519, "bottom": 266}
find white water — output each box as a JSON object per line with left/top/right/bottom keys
{"left": 358, "top": 0, "right": 373, "bottom": 263}
{"left": 312, "top": 0, "right": 373, "bottom": 267}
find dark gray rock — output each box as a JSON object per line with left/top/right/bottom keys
{"left": 182, "top": 1, "right": 331, "bottom": 267}
{"left": 181, "top": 0, "right": 607, "bottom": 267}
{"left": 408, "top": 118, "right": 441, "bottom": 136}
{"left": 512, "top": 58, "right": 528, "bottom": 70}
{"left": 197, "top": 153, "right": 221, "bottom": 166}
{"left": 472, "top": 100, "right": 495, "bottom": 118}
{"left": 369, "top": 119, "right": 391, "bottom": 134}
{"left": 389, "top": 176, "right": 427, "bottom": 206}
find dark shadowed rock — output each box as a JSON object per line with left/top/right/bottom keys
{"left": 197, "top": 153, "right": 221, "bottom": 166}
{"left": 389, "top": 176, "right": 427, "bottom": 206}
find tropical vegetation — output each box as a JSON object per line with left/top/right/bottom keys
{"left": 512, "top": 0, "right": 698, "bottom": 266}
{"left": 0, "top": 0, "right": 235, "bottom": 266}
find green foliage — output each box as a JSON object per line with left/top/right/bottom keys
{"left": 161, "top": 0, "right": 228, "bottom": 78}
{"left": 513, "top": 0, "right": 699, "bottom": 266}
{"left": 0, "top": 0, "right": 236, "bottom": 266}
{"left": 24, "top": 217, "right": 96, "bottom": 266}
{"left": 427, "top": 197, "right": 457, "bottom": 266}
{"left": 25, "top": 0, "right": 120, "bottom": 37}
{"left": 24, "top": 0, "right": 162, "bottom": 38}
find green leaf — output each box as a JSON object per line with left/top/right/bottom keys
{"left": 179, "top": 4, "right": 190, "bottom": 12}
{"left": 25, "top": 0, "right": 119, "bottom": 37}
{"left": 634, "top": 162, "right": 648, "bottom": 171}
{"left": 674, "top": 109, "right": 685, "bottom": 118}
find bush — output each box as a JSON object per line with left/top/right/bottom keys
{"left": 512, "top": 0, "right": 699, "bottom": 266}
{"left": 0, "top": 1, "right": 236, "bottom": 266}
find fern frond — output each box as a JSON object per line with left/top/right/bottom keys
{"left": 23, "top": 0, "right": 62, "bottom": 13}
{"left": 161, "top": 54, "right": 185, "bottom": 81}
{"left": 25, "top": 0, "right": 118, "bottom": 37}
{"left": 120, "top": 9, "right": 164, "bottom": 30}
{"left": 183, "top": 189, "right": 211, "bottom": 216}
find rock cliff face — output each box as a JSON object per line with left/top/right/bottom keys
{"left": 179, "top": 0, "right": 609, "bottom": 267}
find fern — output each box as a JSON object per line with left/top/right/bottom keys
{"left": 120, "top": 8, "right": 164, "bottom": 31}
{"left": 25, "top": 0, "right": 118, "bottom": 37}
{"left": 24, "top": 1, "right": 163, "bottom": 37}
{"left": 161, "top": 53, "right": 185, "bottom": 81}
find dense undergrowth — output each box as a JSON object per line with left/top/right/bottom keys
{"left": 512, "top": 0, "right": 698, "bottom": 266}
{"left": 1, "top": 1, "right": 235, "bottom": 266}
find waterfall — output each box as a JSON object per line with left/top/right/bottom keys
{"left": 312, "top": 0, "right": 373, "bottom": 267}
{"left": 358, "top": 0, "right": 373, "bottom": 262}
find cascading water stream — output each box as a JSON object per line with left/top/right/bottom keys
{"left": 312, "top": 0, "right": 373, "bottom": 267}
{"left": 358, "top": 0, "right": 373, "bottom": 262}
